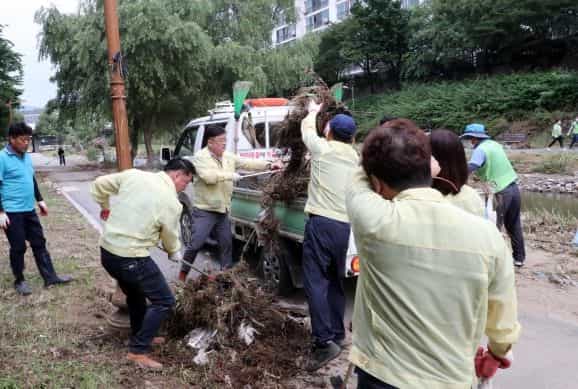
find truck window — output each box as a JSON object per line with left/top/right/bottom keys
{"left": 242, "top": 117, "right": 283, "bottom": 149}
{"left": 177, "top": 126, "right": 199, "bottom": 157}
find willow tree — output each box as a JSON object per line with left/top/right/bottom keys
{"left": 0, "top": 25, "right": 22, "bottom": 133}
{"left": 36, "top": 0, "right": 213, "bottom": 162}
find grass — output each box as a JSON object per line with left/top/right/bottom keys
{"left": 530, "top": 153, "right": 577, "bottom": 174}
{"left": 0, "top": 179, "right": 213, "bottom": 388}
{"left": 0, "top": 181, "right": 121, "bottom": 388}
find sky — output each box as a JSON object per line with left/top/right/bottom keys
{"left": 1, "top": 0, "right": 80, "bottom": 109}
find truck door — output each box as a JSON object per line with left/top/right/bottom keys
{"left": 174, "top": 125, "right": 200, "bottom": 158}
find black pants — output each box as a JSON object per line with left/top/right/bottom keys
{"left": 569, "top": 135, "right": 578, "bottom": 149}
{"left": 495, "top": 183, "right": 526, "bottom": 263}
{"left": 101, "top": 248, "right": 175, "bottom": 354}
{"left": 182, "top": 208, "right": 232, "bottom": 272}
{"left": 59, "top": 155, "right": 66, "bottom": 166}
{"left": 3, "top": 211, "right": 60, "bottom": 285}
{"left": 356, "top": 368, "right": 399, "bottom": 389}
{"left": 548, "top": 136, "right": 564, "bottom": 148}
{"left": 302, "top": 215, "right": 349, "bottom": 346}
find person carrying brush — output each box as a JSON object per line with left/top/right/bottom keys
{"left": 346, "top": 119, "right": 520, "bottom": 389}
{"left": 91, "top": 157, "right": 195, "bottom": 370}
{"left": 300, "top": 100, "right": 360, "bottom": 371}
{"left": 178, "top": 125, "right": 283, "bottom": 281}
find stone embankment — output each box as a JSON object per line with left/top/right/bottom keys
{"left": 519, "top": 174, "right": 578, "bottom": 194}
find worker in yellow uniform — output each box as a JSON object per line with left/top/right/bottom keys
{"left": 178, "top": 125, "right": 283, "bottom": 281}
{"left": 346, "top": 119, "right": 521, "bottom": 389}
{"left": 301, "top": 101, "right": 360, "bottom": 371}
{"left": 91, "top": 158, "right": 195, "bottom": 370}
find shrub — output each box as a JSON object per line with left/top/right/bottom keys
{"left": 531, "top": 154, "right": 573, "bottom": 174}
{"left": 353, "top": 71, "right": 578, "bottom": 136}
{"left": 86, "top": 147, "right": 99, "bottom": 162}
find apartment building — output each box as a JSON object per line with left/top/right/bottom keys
{"left": 272, "top": 0, "right": 424, "bottom": 46}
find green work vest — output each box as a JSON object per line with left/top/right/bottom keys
{"left": 573, "top": 121, "right": 578, "bottom": 135}
{"left": 476, "top": 140, "right": 517, "bottom": 193}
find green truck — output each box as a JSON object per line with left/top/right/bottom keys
{"left": 164, "top": 100, "right": 359, "bottom": 295}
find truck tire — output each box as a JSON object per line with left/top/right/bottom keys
{"left": 260, "top": 242, "right": 294, "bottom": 297}
{"left": 180, "top": 204, "right": 194, "bottom": 248}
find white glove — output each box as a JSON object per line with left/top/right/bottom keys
{"left": 38, "top": 201, "right": 48, "bottom": 216}
{"left": 308, "top": 99, "right": 322, "bottom": 114}
{"left": 0, "top": 212, "right": 9, "bottom": 230}
{"left": 232, "top": 173, "right": 241, "bottom": 182}
{"left": 168, "top": 251, "right": 183, "bottom": 263}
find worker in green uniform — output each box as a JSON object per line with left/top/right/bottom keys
{"left": 568, "top": 116, "right": 578, "bottom": 149}
{"left": 462, "top": 123, "right": 525, "bottom": 267}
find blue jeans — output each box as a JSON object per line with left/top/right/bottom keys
{"left": 356, "top": 368, "right": 398, "bottom": 389}
{"left": 101, "top": 248, "right": 175, "bottom": 354}
{"left": 302, "top": 215, "right": 349, "bottom": 346}
{"left": 3, "top": 211, "right": 59, "bottom": 285}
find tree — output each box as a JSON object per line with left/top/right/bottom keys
{"left": 36, "top": 0, "right": 213, "bottom": 163}
{"left": 0, "top": 25, "right": 23, "bottom": 133}
{"left": 408, "top": 0, "right": 578, "bottom": 78}
{"left": 203, "top": 0, "right": 295, "bottom": 49}
{"left": 314, "top": 22, "right": 352, "bottom": 85}
{"left": 350, "top": 0, "right": 410, "bottom": 89}
{"left": 35, "top": 0, "right": 313, "bottom": 163}
{"left": 313, "top": 1, "right": 410, "bottom": 90}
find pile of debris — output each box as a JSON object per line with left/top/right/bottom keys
{"left": 259, "top": 79, "right": 347, "bottom": 251}
{"left": 165, "top": 264, "right": 310, "bottom": 387}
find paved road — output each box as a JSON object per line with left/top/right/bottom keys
{"left": 32, "top": 154, "right": 218, "bottom": 282}
{"left": 32, "top": 154, "right": 578, "bottom": 388}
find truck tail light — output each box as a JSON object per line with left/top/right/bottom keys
{"left": 351, "top": 256, "right": 360, "bottom": 273}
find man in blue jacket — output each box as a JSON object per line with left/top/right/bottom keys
{"left": 0, "top": 122, "right": 72, "bottom": 295}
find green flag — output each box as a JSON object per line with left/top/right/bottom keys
{"left": 233, "top": 81, "right": 253, "bottom": 120}
{"left": 330, "top": 83, "right": 344, "bottom": 103}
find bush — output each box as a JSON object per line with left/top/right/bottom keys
{"left": 352, "top": 71, "right": 578, "bottom": 135}
{"left": 86, "top": 147, "right": 99, "bottom": 162}
{"left": 531, "top": 154, "right": 574, "bottom": 174}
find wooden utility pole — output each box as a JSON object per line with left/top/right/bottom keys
{"left": 103, "top": 0, "right": 132, "bottom": 171}
{"left": 103, "top": 0, "right": 132, "bottom": 332}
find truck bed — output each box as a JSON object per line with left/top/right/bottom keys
{"left": 231, "top": 186, "right": 307, "bottom": 242}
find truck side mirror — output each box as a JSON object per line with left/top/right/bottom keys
{"left": 161, "top": 147, "right": 172, "bottom": 161}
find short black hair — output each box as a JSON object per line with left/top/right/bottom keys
{"left": 362, "top": 119, "right": 432, "bottom": 192}
{"left": 164, "top": 157, "right": 195, "bottom": 175}
{"left": 8, "top": 122, "right": 33, "bottom": 138}
{"left": 202, "top": 125, "right": 226, "bottom": 147}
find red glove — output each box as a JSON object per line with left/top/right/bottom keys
{"left": 475, "top": 347, "right": 511, "bottom": 379}
{"left": 100, "top": 209, "right": 111, "bottom": 221}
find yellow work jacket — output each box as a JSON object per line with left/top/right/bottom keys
{"left": 346, "top": 168, "right": 520, "bottom": 389}
{"left": 91, "top": 169, "right": 182, "bottom": 258}
{"left": 192, "top": 147, "right": 269, "bottom": 214}
{"left": 301, "top": 112, "right": 359, "bottom": 223}
{"left": 445, "top": 184, "right": 485, "bottom": 218}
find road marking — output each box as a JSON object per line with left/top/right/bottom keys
{"left": 60, "top": 191, "right": 103, "bottom": 234}
{"left": 61, "top": 186, "right": 80, "bottom": 192}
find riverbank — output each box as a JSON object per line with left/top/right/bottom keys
{"left": 518, "top": 173, "right": 578, "bottom": 194}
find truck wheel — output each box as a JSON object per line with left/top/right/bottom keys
{"left": 180, "top": 205, "right": 194, "bottom": 247}
{"left": 260, "top": 244, "right": 294, "bottom": 297}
